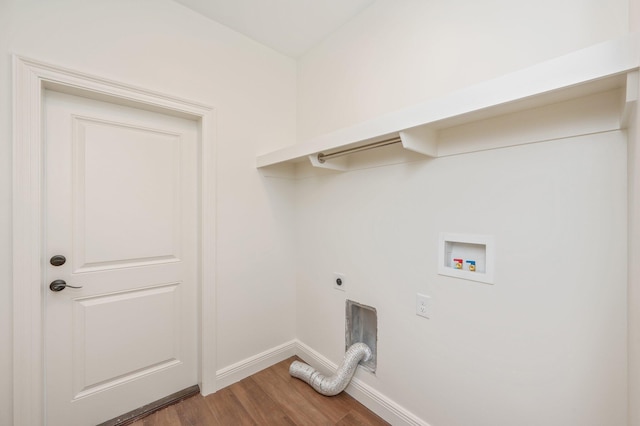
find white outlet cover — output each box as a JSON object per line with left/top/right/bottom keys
{"left": 333, "top": 273, "right": 346, "bottom": 291}
{"left": 416, "top": 293, "right": 431, "bottom": 318}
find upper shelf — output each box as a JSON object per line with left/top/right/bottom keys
{"left": 257, "top": 34, "right": 640, "bottom": 172}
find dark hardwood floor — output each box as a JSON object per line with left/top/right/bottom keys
{"left": 130, "top": 356, "right": 389, "bottom": 425}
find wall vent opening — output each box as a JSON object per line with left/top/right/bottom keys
{"left": 345, "top": 300, "right": 377, "bottom": 373}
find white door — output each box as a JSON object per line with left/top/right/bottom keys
{"left": 43, "top": 90, "right": 198, "bottom": 426}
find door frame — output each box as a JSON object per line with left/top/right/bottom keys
{"left": 12, "top": 55, "right": 217, "bottom": 426}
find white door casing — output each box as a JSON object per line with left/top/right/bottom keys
{"left": 44, "top": 91, "right": 198, "bottom": 425}
{"left": 12, "top": 56, "right": 217, "bottom": 426}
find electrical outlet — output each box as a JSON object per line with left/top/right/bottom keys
{"left": 333, "top": 273, "right": 346, "bottom": 291}
{"left": 416, "top": 293, "right": 431, "bottom": 318}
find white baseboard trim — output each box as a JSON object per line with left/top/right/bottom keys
{"left": 215, "top": 339, "right": 297, "bottom": 391}
{"left": 214, "top": 339, "right": 429, "bottom": 425}
{"left": 295, "top": 340, "right": 430, "bottom": 426}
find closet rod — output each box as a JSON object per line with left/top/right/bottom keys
{"left": 317, "top": 136, "right": 402, "bottom": 163}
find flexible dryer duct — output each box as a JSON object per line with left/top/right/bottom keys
{"left": 289, "top": 343, "right": 372, "bottom": 396}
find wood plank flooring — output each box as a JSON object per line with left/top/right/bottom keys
{"left": 130, "top": 356, "right": 389, "bottom": 426}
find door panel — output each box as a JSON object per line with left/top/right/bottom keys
{"left": 72, "top": 283, "right": 182, "bottom": 399}
{"left": 44, "top": 90, "right": 198, "bottom": 426}
{"left": 74, "top": 117, "right": 182, "bottom": 270}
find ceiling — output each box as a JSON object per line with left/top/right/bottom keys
{"left": 173, "top": 0, "right": 375, "bottom": 58}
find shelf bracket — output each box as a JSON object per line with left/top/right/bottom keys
{"left": 400, "top": 126, "right": 438, "bottom": 157}
{"left": 308, "top": 153, "right": 349, "bottom": 171}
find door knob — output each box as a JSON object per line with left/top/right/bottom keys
{"left": 49, "top": 279, "right": 83, "bottom": 292}
{"left": 50, "top": 255, "right": 66, "bottom": 266}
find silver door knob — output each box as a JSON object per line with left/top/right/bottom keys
{"left": 49, "top": 280, "right": 83, "bottom": 292}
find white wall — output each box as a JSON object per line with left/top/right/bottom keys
{"left": 295, "top": 0, "right": 631, "bottom": 424}
{"left": 295, "top": 132, "right": 628, "bottom": 425}
{"left": 297, "top": 0, "right": 629, "bottom": 141}
{"left": 0, "top": 1, "right": 297, "bottom": 424}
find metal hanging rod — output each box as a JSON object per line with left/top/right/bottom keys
{"left": 317, "top": 136, "right": 402, "bottom": 163}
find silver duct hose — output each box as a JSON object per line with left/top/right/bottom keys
{"left": 289, "top": 343, "right": 372, "bottom": 396}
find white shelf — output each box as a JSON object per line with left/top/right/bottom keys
{"left": 257, "top": 34, "right": 640, "bottom": 173}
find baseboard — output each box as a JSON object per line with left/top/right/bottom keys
{"left": 215, "top": 339, "right": 297, "bottom": 390}
{"left": 215, "top": 339, "right": 429, "bottom": 425}
{"left": 295, "top": 340, "right": 430, "bottom": 426}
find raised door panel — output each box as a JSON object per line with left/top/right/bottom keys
{"left": 72, "top": 283, "right": 182, "bottom": 399}
{"left": 73, "top": 117, "right": 181, "bottom": 272}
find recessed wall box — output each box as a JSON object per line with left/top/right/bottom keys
{"left": 438, "top": 233, "right": 495, "bottom": 284}
{"left": 346, "top": 300, "right": 377, "bottom": 373}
